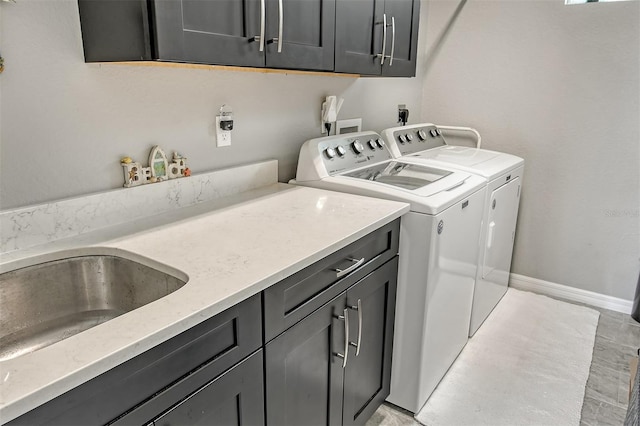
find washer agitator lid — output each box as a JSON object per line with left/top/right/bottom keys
{"left": 342, "top": 161, "right": 452, "bottom": 190}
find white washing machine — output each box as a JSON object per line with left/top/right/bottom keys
{"left": 382, "top": 123, "right": 524, "bottom": 336}
{"left": 292, "top": 131, "right": 487, "bottom": 413}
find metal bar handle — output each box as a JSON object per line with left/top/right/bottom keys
{"left": 434, "top": 125, "right": 482, "bottom": 149}
{"left": 249, "top": 0, "right": 266, "bottom": 51}
{"left": 348, "top": 299, "right": 362, "bottom": 356}
{"left": 267, "top": 0, "right": 284, "bottom": 52}
{"left": 333, "top": 308, "right": 349, "bottom": 368}
{"left": 277, "top": 0, "right": 283, "bottom": 53}
{"left": 389, "top": 16, "right": 395, "bottom": 66}
{"left": 376, "top": 13, "right": 387, "bottom": 65}
{"left": 334, "top": 257, "right": 365, "bottom": 278}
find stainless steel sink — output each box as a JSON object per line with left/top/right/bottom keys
{"left": 0, "top": 255, "right": 187, "bottom": 361}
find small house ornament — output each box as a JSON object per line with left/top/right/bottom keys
{"left": 120, "top": 146, "right": 189, "bottom": 188}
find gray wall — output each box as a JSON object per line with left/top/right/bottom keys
{"left": 420, "top": 0, "right": 640, "bottom": 300}
{"left": 1, "top": 0, "right": 638, "bottom": 302}
{"left": 0, "top": 0, "right": 427, "bottom": 209}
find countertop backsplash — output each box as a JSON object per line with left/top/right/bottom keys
{"left": 0, "top": 160, "right": 278, "bottom": 254}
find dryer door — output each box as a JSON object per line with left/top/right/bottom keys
{"left": 482, "top": 178, "right": 521, "bottom": 283}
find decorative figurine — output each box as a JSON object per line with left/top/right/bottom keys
{"left": 149, "top": 146, "right": 168, "bottom": 180}
{"left": 121, "top": 146, "right": 189, "bottom": 188}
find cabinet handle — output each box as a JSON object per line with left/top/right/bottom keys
{"left": 348, "top": 299, "right": 362, "bottom": 356}
{"left": 334, "top": 257, "right": 365, "bottom": 278}
{"left": 389, "top": 16, "right": 396, "bottom": 66}
{"left": 249, "top": 0, "right": 266, "bottom": 52}
{"left": 376, "top": 13, "right": 387, "bottom": 65}
{"left": 333, "top": 308, "right": 349, "bottom": 368}
{"left": 267, "top": 0, "right": 284, "bottom": 53}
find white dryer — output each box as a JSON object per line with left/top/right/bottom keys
{"left": 382, "top": 123, "right": 524, "bottom": 336}
{"left": 292, "top": 131, "right": 487, "bottom": 413}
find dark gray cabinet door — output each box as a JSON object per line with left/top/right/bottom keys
{"left": 265, "top": 293, "right": 347, "bottom": 426}
{"left": 334, "top": 0, "right": 419, "bottom": 76}
{"left": 334, "top": 0, "right": 385, "bottom": 75}
{"left": 151, "top": 0, "right": 266, "bottom": 67}
{"left": 342, "top": 257, "right": 398, "bottom": 426}
{"left": 381, "top": 0, "right": 420, "bottom": 77}
{"left": 264, "top": 0, "right": 335, "bottom": 71}
{"left": 154, "top": 350, "right": 265, "bottom": 426}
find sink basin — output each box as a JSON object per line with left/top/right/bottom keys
{"left": 0, "top": 255, "right": 187, "bottom": 361}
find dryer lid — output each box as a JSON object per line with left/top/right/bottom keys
{"left": 408, "top": 146, "right": 500, "bottom": 167}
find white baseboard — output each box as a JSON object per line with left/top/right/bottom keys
{"left": 509, "top": 273, "right": 634, "bottom": 314}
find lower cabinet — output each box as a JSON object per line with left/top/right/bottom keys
{"left": 149, "top": 351, "right": 264, "bottom": 426}
{"left": 265, "top": 293, "right": 347, "bottom": 426}
{"left": 6, "top": 294, "right": 263, "bottom": 426}
{"left": 8, "top": 220, "right": 400, "bottom": 426}
{"left": 342, "top": 258, "right": 397, "bottom": 426}
{"left": 265, "top": 257, "right": 398, "bottom": 426}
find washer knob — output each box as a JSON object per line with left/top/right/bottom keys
{"left": 430, "top": 129, "right": 438, "bottom": 137}
{"left": 336, "top": 145, "right": 346, "bottom": 156}
{"left": 417, "top": 130, "right": 427, "bottom": 141}
{"left": 352, "top": 140, "right": 364, "bottom": 154}
{"left": 324, "top": 147, "right": 336, "bottom": 159}
{"left": 368, "top": 139, "right": 377, "bottom": 150}
{"left": 398, "top": 134, "right": 407, "bottom": 144}
{"left": 376, "top": 138, "right": 385, "bottom": 148}
{"left": 436, "top": 128, "right": 442, "bottom": 135}
{"left": 405, "top": 133, "right": 414, "bottom": 142}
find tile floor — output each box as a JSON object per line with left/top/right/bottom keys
{"left": 366, "top": 300, "right": 640, "bottom": 426}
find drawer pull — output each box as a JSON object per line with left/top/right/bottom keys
{"left": 348, "top": 299, "right": 362, "bottom": 356}
{"left": 334, "top": 258, "right": 365, "bottom": 278}
{"left": 333, "top": 308, "right": 349, "bottom": 368}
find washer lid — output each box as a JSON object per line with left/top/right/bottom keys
{"left": 340, "top": 161, "right": 469, "bottom": 197}
{"left": 409, "top": 146, "right": 500, "bottom": 167}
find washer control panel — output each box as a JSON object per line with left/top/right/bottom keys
{"left": 390, "top": 124, "right": 447, "bottom": 156}
{"left": 317, "top": 131, "right": 393, "bottom": 176}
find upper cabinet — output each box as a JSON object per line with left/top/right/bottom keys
{"left": 334, "top": 0, "right": 420, "bottom": 77}
{"left": 151, "top": 0, "right": 335, "bottom": 71}
{"left": 78, "top": 0, "right": 418, "bottom": 77}
{"left": 79, "top": 0, "right": 335, "bottom": 71}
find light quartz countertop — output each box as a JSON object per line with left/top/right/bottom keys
{"left": 0, "top": 183, "right": 409, "bottom": 424}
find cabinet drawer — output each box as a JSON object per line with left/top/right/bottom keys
{"left": 115, "top": 350, "right": 264, "bottom": 426}
{"left": 9, "top": 294, "right": 262, "bottom": 426}
{"left": 263, "top": 219, "right": 399, "bottom": 343}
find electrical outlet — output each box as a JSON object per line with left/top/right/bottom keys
{"left": 216, "top": 116, "right": 232, "bottom": 147}
{"left": 398, "top": 104, "right": 409, "bottom": 125}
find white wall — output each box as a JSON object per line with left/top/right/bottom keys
{"left": 421, "top": 0, "right": 640, "bottom": 300}
{"left": 0, "top": 0, "right": 427, "bottom": 209}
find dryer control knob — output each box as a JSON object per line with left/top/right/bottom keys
{"left": 336, "top": 145, "right": 346, "bottom": 156}
{"left": 405, "top": 133, "right": 414, "bottom": 142}
{"left": 417, "top": 130, "right": 427, "bottom": 141}
{"left": 430, "top": 129, "right": 438, "bottom": 137}
{"left": 324, "top": 147, "right": 336, "bottom": 159}
{"left": 368, "top": 139, "right": 377, "bottom": 150}
{"left": 398, "top": 134, "right": 407, "bottom": 144}
{"left": 376, "top": 138, "right": 385, "bottom": 148}
{"left": 352, "top": 140, "right": 364, "bottom": 154}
